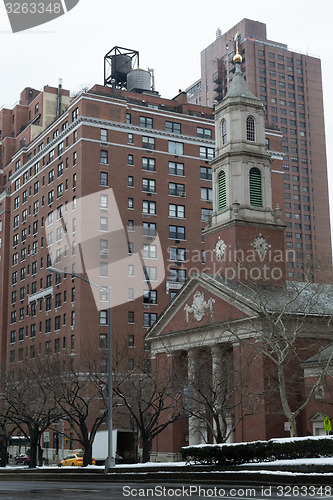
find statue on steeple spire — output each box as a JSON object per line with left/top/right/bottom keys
{"left": 233, "top": 32, "right": 243, "bottom": 64}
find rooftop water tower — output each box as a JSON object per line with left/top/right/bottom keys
{"left": 104, "top": 46, "right": 139, "bottom": 89}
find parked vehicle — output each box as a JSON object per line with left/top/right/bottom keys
{"left": 59, "top": 452, "right": 96, "bottom": 467}
{"left": 14, "top": 454, "right": 30, "bottom": 465}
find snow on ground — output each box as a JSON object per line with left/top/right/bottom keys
{"left": 4, "top": 457, "right": 333, "bottom": 471}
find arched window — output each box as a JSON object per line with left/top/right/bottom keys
{"left": 218, "top": 171, "right": 226, "bottom": 210}
{"left": 249, "top": 168, "right": 262, "bottom": 207}
{"left": 221, "top": 119, "right": 227, "bottom": 145}
{"left": 246, "top": 116, "right": 255, "bottom": 142}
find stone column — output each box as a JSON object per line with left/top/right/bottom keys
{"left": 187, "top": 348, "right": 203, "bottom": 446}
{"left": 211, "top": 344, "right": 233, "bottom": 443}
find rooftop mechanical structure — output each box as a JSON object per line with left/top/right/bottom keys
{"left": 104, "top": 46, "right": 139, "bottom": 89}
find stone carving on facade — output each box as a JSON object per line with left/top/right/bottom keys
{"left": 184, "top": 291, "right": 215, "bottom": 322}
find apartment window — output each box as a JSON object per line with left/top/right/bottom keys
{"left": 128, "top": 176, "right": 134, "bottom": 188}
{"left": 71, "top": 311, "right": 75, "bottom": 327}
{"left": 57, "top": 183, "right": 64, "bottom": 198}
{"left": 100, "top": 216, "right": 108, "bottom": 231}
{"left": 170, "top": 268, "right": 186, "bottom": 283}
{"left": 169, "top": 182, "right": 185, "bottom": 196}
{"left": 168, "top": 141, "right": 184, "bottom": 155}
{"left": 99, "top": 333, "right": 107, "bottom": 350}
{"left": 53, "top": 339, "right": 60, "bottom": 354}
{"left": 142, "top": 157, "right": 156, "bottom": 171}
{"left": 142, "top": 200, "right": 156, "bottom": 215}
{"left": 100, "top": 150, "right": 108, "bottom": 164}
{"left": 13, "top": 215, "right": 19, "bottom": 230}
{"left": 201, "top": 207, "right": 212, "bottom": 222}
{"left": 128, "top": 220, "right": 134, "bottom": 232}
{"left": 34, "top": 181, "right": 39, "bottom": 195}
{"left": 100, "top": 172, "right": 108, "bottom": 186}
{"left": 128, "top": 334, "right": 135, "bottom": 347}
{"left": 128, "top": 264, "right": 134, "bottom": 276}
{"left": 12, "top": 271, "right": 17, "bottom": 285}
{"left": 128, "top": 198, "right": 134, "bottom": 209}
{"left": 169, "top": 247, "right": 186, "bottom": 261}
{"left": 128, "top": 311, "right": 135, "bottom": 324}
{"left": 140, "top": 116, "right": 153, "bottom": 128}
{"left": 100, "top": 262, "right": 108, "bottom": 277}
{"left": 201, "top": 187, "right": 212, "bottom": 201}
{"left": 55, "top": 316, "right": 61, "bottom": 331}
{"left": 72, "top": 107, "right": 78, "bottom": 121}
{"left": 126, "top": 113, "right": 131, "bottom": 124}
{"left": 169, "top": 225, "right": 185, "bottom": 240}
{"left": 128, "top": 133, "right": 133, "bottom": 144}
{"left": 48, "top": 190, "right": 54, "bottom": 205}
{"left": 48, "top": 169, "right": 54, "bottom": 184}
{"left": 100, "top": 310, "right": 108, "bottom": 325}
{"left": 199, "top": 146, "right": 214, "bottom": 160}
{"left": 142, "top": 136, "right": 155, "bottom": 149}
{"left": 168, "top": 162, "right": 184, "bottom": 176}
{"left": 128, "top": 154, "right": 134, "bottom": 166}
{"left": 169, "top": 204, "right": 185, "bottom": 218}
{"left": 166, "top": 121, "right": 181, "bottom": 134}
{"left": 11, "top": 311, "right": 16, "bottom": 324}
{"left": 143, "top": 290, "right": 157, "bottom": 304}
{"left": 143, "top": 222, "right": 156, "bottom": 236}
{"left": 197, "top": 127, "right": 212, "bottom": 139}
{"left": 142, "top": 179, "right": 156, "bottom": 193}
{"left": 143, "top": 313, "right": 157, "bottom": 328}
{"left": 55, "top": 293, "right": 61, "bottom": 308}
{"left": 101, "top": 129, "right": 108, "bottom": 143}
{"left": 100, "top": 194, "right": 108, "bottom": 210}
{"left": 142, "top": 244, "right": 157, "bottom": 259}
{"left": 200, "top": 166, "right": 212, "bottom": 181}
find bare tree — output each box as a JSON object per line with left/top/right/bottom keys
{"left": 228, "top": 280, "right": 333, "bottom": 437}
{"left": 0, "top": 357, "right": 60, "bottom": 468}
{"left": 113, "top": 349, "right": 183, "bottom": 463}
{"left": 49, "top": 355, "right": 109, "bottom": 467}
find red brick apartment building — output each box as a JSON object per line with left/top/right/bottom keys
{"left": 187, "top": 19, "right": 332, "bottom": 277}
{"left": 0, "top": 82, "right": 215, "bottom": 366}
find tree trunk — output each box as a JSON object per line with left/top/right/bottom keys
{"left": 29, "top": 429, "right": 39, "bottom": 468}
{"left": 83, "top": 442, "right": 93, "bottom": 467}
{"left": 289, "top": 415, "right": 297, "bottom": 438}
{"left": 141, "top": 436, "right": 151, "bottom": 463}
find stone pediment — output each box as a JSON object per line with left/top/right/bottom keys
{"left": 146, "top": 274, "right": 258, "bottom": 343}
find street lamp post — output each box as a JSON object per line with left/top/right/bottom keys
{"left": 48, "top": 266, "right": 115, "bottom": 470}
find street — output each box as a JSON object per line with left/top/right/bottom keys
{"left": 0, "top": 481, "right": 331, "bottom": 499}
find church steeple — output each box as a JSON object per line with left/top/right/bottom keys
{"left": 204, "top": 44, "right": 286, "bottom": 285}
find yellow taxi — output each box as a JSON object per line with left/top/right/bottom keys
{"left": 59, "top": 451, "right": 96, "bottom": 467}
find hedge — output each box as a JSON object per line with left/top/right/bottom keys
{"left": 182, "top": 436, "right": 333, "bottom": 466}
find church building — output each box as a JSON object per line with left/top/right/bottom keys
{"left": 146, "top": 47, "right": 333, "bottom": 461}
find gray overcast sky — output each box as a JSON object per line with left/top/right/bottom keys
{"left": 1, "top": 0, "right": 333, "bottom": 240}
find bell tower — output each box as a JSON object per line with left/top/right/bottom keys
{"left": 204, "top": 38, "right": 286, "bottom": 285}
